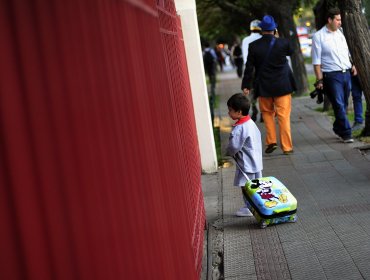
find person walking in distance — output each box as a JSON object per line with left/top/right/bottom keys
{"left": 242, "top": 15, "right": 296, "bottom": 155}
{"left": 231, "top": 39, "right": 244, "bottom": 78}
{"left": 203, "top": 42, "right": 217, "bottom": 125}
{"left": 242, "top": 19, "right": 262, "bottom": 122}
{"left": 311, "top": 7, "right": 357, "bottom": 143}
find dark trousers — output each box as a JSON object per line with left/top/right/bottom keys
{"left": 234, "top": 58, "right": 244, "bottom": 78}
{"left": 351, "top": 75, "right": 363, "bottom": 124}
{"left": 207, "top": 72, "right": 216, "bottom": 126}
{"left": 323, "top": 70, "right": 352, "bottom": 138}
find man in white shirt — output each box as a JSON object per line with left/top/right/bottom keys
{"left": 242, "top": 20, "right": 262, "bottom": 121}
{"left": 242, "top": 20, "right": 262, "bottom": 64}
{"left": 311, "top": 7, "right": 357, "bottom": 143}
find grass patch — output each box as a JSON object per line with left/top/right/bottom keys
{"left": 299, "top": 74, "right": 316, "bottom": 98}
{"left": 314, "top": 106, "right": 334, "bottom": 117}
{"left": 316, "top": 106, "right": 357, "bottom": 122}
{"left": 214, "top": 95, "right": 220, "bottom": 110}
{"left": 304, "top": 56, "right": 312, "bottom": 65}
{"left": 307, "top": 74, "right": 316, "bottom": 93}
{"left": 358, "top": 136, "right": 370, "bottom": 143}
{"left": 352, "top": 128, "right": 363, "bottom": 138}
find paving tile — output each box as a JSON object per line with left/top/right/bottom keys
{"left": 282, "top": 240, "right": 326, "bottom": 280}
{"left": 276, "top": 221, "right": 308, "bottom": 243}
{"left": 224, "top": 228, "right": 256, "bottom": 278}
{"left": 323, "top": 150, "right": 344, "bottom": 161}
{"left": 249, "top": 227, "right": 291, "bottom": 280}
{"left": 227, "top": 274, "right": 257, "bottom": 280}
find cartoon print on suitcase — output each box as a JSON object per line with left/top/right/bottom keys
{"left": 243, "top": 176, "right": 298, "bottom": 228}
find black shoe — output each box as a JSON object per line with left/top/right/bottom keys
{"left": 352, "top": 122, "right": 364, "bottom": 131}
{"left": 341, "top": 136, "right": 354, "bottom": 143}
{"left": 283, "top": 150, "right": 294, "bottom": 155}
{"left": 265, "top": 143, "right": 277, "bottom": 154}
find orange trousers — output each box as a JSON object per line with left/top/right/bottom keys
{"left": 258, "top": 94, "right": 293, "bottom": 152}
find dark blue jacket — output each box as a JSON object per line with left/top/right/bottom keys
{"left": 241, "top": 34, "right": 296, "bottom": 97}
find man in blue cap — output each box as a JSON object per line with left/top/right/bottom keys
{"left": 241, "top": 15, "right": 296, "bottom": 155}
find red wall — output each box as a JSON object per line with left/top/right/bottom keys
{"left": 0, "top": 0, "right": 205, "bottom": 279}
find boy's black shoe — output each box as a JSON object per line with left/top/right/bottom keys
{"left": 265, "top": 143, "right": 277, "bottom": 154}
{"left": 341, "top": 136, "right": 354, "bottom": 143}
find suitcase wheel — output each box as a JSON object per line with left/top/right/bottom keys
{"left": 260, "top": 221, "right": 267, "bottom": 229}
{"left": 289, "top": 215, "right": 298, "bottom": 223}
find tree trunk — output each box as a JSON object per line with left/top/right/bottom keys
{"left": 269, "top": 1, "right": 309, "bottom": 96}
{"left": 313, "top": 0, "right": 337, "bottom": 29}
{"left": 338, "top": 0, "right": 370, "bottom": 135}
{"left": 313, "top": 0, "right": 327, "bottom": 29}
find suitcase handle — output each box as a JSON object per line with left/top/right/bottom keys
{"left": 232, "top": 156, "right": 250, "bottom": 181}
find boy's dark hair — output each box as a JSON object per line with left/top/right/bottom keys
{"left": 227, "top": 93, "right": 250, "bottom": 116}
{"left": 327, "top": 7, "right": 341, "bottom": 21}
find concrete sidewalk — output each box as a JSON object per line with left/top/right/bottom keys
{"left": 202, "top": 69, "right": 370, "bottom": 280}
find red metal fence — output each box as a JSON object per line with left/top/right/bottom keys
{"left": 0, "top": 0, "right": 204, "bottom": 279}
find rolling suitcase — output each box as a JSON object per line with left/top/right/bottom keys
{"left": 243, "top": 176, "right": 298, "bottom": 228}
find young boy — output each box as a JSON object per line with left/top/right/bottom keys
{"left": 226, "top": 93, "right": 263, "bottom": 217}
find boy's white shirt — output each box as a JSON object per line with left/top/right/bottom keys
{"left": 227, "top": 119, "right": 263, "bottom": 187}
